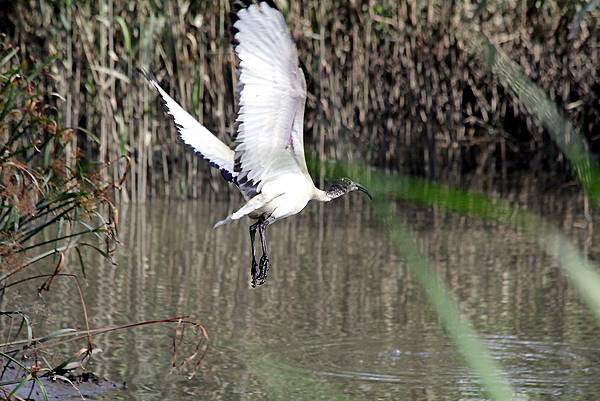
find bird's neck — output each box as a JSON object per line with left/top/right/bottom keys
{"left": 313, "top": 187, "right": 344, "bottom": 202}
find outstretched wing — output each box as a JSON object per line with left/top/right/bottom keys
{"left": 232, "top": 0, "right": 310, "bottom": 196}
{"left": 142, "top": 71, "right": 236, "bottom": 182}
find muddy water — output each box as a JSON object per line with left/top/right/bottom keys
{"left": 10, "top": 189, "right": 600, "bottom": 400}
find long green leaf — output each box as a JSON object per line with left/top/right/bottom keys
{"left": 470, "top": 35, "right": 600, "bottom": 207}
{"left": 7, "top": 373, "right": 33, "bottom": 398}
{"left": 0, "top": 48, "right": 18, "bottom": 69}
{"left": 380, "top": 209, "right": 515, "bottom": 401}
{"left": 328, "top": 161, "right": 600, "bottom": 325}
{"left": 115, "top": 16, "right": 133, "bottom": 57}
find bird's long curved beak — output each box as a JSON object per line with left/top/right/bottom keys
{"left": 356, "top": 184, "right": 373, "bottom": 200}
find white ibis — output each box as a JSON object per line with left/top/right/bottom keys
{"left": 144, "top": 0, "right": 371, "bottom": 287}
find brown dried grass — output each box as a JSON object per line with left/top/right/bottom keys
{"left": 2, "top": 0, "right": 598, "bottom": 199}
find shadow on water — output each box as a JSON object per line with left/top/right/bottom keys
{"left": 7, "top": 182, "right": 600, "bottom": 401}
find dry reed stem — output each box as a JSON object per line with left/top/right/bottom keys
{"left": 3, "top": 0, "right": 598, "bottom": 199}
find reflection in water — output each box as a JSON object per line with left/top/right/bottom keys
{"left": 8, "top": 188, "right": 600, "bottom": 400}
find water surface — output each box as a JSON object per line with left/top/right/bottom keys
{"left": 8, "top": 188, "right": 600, "bottom": 400}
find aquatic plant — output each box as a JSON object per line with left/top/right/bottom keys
{"left": 0, "top": 37, "right": 119, "bottom": 399}
{"left": 0, "top": 39, "right": 123, "bottom": 286}
{"left": 0, "top": 41, "right": 207, "bottom": 400}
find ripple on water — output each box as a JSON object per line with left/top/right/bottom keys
{"left": 265, "top": 332, "right": 600, "bottom": 398}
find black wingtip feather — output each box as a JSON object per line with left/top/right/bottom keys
{"left": 137, "top": 66, "right": 150, "bottom": 80}
{"left": 229, "top": 12, "right": 240, "bottom": 28}
{"left": 141, "top": 68, "right": 237, "bottom": 186}
{"left": 137, "top": 67, "right": 165, "bottom": 98}
{"left": 137, "top": 67, "right": 158, "bottom": 87}
{"left": 230, "top": 0, "right": 281, "bottom": 42}
{"left": 262, "top": 0, "right": 280, "bottom": 11}
{"left": 232, "top": 0, "right": 280, "bottom": 16}
{"left": 221, "top": 170, "right": 234, "bottom": 183}
{"left": 208, "top": 161, "right": 235, "bottom": 183}
{"left": 234, "top": 158, "right": 242, "bottom": 173}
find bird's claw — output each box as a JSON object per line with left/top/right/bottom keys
{"left": 257, "top": 254, "right": 270, "bottom": 285}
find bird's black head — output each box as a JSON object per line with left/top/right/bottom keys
{"left": 326, "top": 178, "right": 372, "bottom": 200}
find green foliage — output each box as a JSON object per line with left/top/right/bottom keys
{"left": 382, "top": 214, "right": 514, "bottom": 401}
{"left": 0, "top": 39, "right": 127, "bottom": 397}
{"left": 472, "top": 35, "right": 600, "bottom": 207}
{"left": 0, "top": 41, "right": 122, "bottom": 271}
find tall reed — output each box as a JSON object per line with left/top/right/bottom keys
{"left": 0, "top": 40, "right": 123, "bottom": 275}
{"left": 0, "top": 38, "right": 120, "bottom": 398}
{"left": 2, "top": 0, "right": 597, "bottom": 200}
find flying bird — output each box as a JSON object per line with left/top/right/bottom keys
{"left": 144, "top": 0, "right": 371, "bottom": 287}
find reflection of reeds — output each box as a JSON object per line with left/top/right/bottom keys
{"left": 4, "top": 1, "right": 598, "bottom": 199}
{"left": 27, "top": 190, "right": 595, "bottom": 399}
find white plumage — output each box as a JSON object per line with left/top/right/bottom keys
{"left": 147, "top": 80, "right": 235, "bottom": 178}
{"left": 145, "top": 0, "right": 370, "bottom": 287}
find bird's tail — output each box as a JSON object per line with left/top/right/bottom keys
{"left": 213, "top": 192, "right": 282, "bottom": 228}
{"left": 213, "top": 216, "right": 233, "bottom": 229}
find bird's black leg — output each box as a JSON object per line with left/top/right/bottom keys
{"left": 257, "top": 222, "right": 270, "bottom": 285}
{"left": 249, "top": 221, "right": 260, "bottom": 288}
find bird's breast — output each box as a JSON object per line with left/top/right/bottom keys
{"left": 253, "top": 174, "right": 315, "bottom": 223}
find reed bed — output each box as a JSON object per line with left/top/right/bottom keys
{"left": 0, "top": 41, "right": 207, "bottom": 399}
{"left": 0, "top": 38, "right": 119, "bottom": 398}
{"left": 1, "top": 0, "right": 597, "bottom": 200}
{"left": 0, "top": 39, "right": 122, "bottom": 280}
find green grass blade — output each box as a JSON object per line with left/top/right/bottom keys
{"left": 343, "top": 163, "right": 600, "bottom": 325}
{"left": 318, "top": 158, "right": 600, "bottom": 397}
{"left": 115, "top": 16, "right": 133, "bottom": 57}
{"left": 470, "top": 35, "right": 600, "bottom": 207}
{"left": 381, "top": 212, "right": 515, "bottom": 401}
{"left": 33, "top": 376, "right": 50, "bottom": 401}
{"left": 0, "top": 48, "right": 18, "bottom": 69}
{"left": 6, "top": 373, "right": 33, "bottom": 398}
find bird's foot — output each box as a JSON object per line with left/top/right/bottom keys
{"left": 251, "top": 258, "right": 259, "bottom": 288}
{"left": 257, "top": 255, "right": 270, "bottom": 285}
